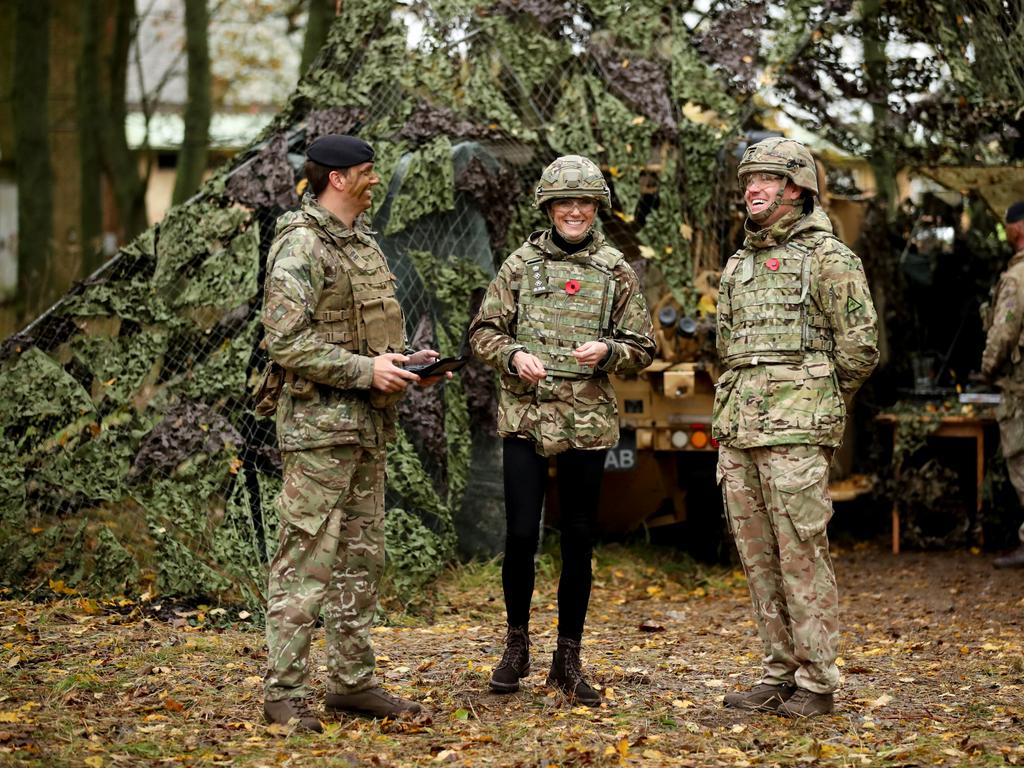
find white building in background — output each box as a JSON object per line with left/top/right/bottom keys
{"left": 126, "top": 0, "right": 305, "bottom": 224}
{"left": 0, "top": 183, "right": 16, "bottom": 301}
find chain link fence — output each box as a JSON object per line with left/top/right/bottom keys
{"left": 0, "top": 0, "right": 793, "bottom": 608}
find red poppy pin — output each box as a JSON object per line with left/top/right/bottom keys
{"left": 565, "top": 279, "right": 581, "bottom": 295}
{"left": 766, "top": 258, "right": 780, "bottom": 271}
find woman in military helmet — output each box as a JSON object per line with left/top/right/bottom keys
{"left": 469, "top": 155, "right": 656, "bottom": 706}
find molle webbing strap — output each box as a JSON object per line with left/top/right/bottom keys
{"left": 516, "top": 256, "right": 613, "bottom": 378}
{"left": 348, "top": 271, "right": 394, "bottom": 302}
{"left": 313, "top": 309, "right": 352, "bottom": 322}
{"left": 724, "top": 246, "right": 808, "bottom": 363}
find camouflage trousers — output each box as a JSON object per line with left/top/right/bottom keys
{"left": 998, "top": 419, "right": 1024, "bottom": 543}
{"left": 264, "top": 444, "right": 386, "bottom": 702}
{"left": 717, "top": 443, "right": 840, "bottom": 694}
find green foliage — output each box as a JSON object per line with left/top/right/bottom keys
{"left": 298, "top": 0, "right": 407, "bottom": 112}
{"left": 153, "top": 202, "right": 250, "bottom": 296}
{"left": 590, "top": 83, "right": 657, "bottom": 219}
{"left": 480, "top": 14, "right": 569, "bottom": 100}
{"left": 53, "top": 520, "right": 89, "bottom": 586}
{"left": 178, "top": 317, "right": 262, "bottom": 402}
{"left": 171, "top": 224, "right": 260, "bottom": 311}
{"left": 368, "top": 139, "right": 410, "bottom": 220}
{"left": 60, "top": 274, "right": 176, "bottom": 326}
{"left": 383, "top": 506, "right": 446, "bottom": 606}
{"left": 385, "top": 137, "right": 456, "bottom": 236}
{"left": 0, "top": 347, "right": 95, "bottom": 432}
{"left": 91, "top": 526, "right": 140, "bottom": 595}
{"left": 406, "top": 249, "right": 490, "bottom": 509}
{"left": 33, "top": 414, "right": 141, "bottom": 509}
{"left": 461, "top": 56, "right": 533, "bottom": 139}
{"left": 889, "top": 403, "right": 943, "bottom": 473}
{"left": 387, "top": 428, "right": 456, "bottom": 546}
{"left": 219, "top": 468, "right": 276, "bottom": 612}
{"left": 71, "top": 331, "right": 169, "bottom": 406}
{"left": 544, "top": 76, "right": 601, "bottom": 160}
{"left": 0, "top": 436, "right": 25, "bottom": 527}
{"left": 587, "top": 1, "right": 672, "bottom": 52}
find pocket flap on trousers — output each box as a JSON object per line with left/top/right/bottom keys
{"left": 775, "top": 453, "right": 828, "bottom": 494}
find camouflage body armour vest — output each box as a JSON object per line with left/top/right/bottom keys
{"left": 516, "top": 253, "right": 614, "bottom": 378}
{"left": 279, "top": 219, "right": 404, "bottom": 404}
{"left": 721, "top": 233, "right": 832, "bottom": 366}
{"left": 308, "top": 244, "right": 404, "bottom": 359}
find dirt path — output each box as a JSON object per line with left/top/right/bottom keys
{"left": 1, "top": 543, "right": 1022, "bottom": 767}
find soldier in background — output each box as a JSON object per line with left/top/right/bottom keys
{"left": 260, "top": 134, "right": 445, "bottom": 731}
{"left": 982, "top": 201, "right": 1024, "bottom": 568}
{"left": 469, "top": 155, "right": 655, "bottom": 707}
{"left": 713, "top": 137, "right": 879, "bottom": 717}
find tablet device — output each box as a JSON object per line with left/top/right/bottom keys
{"left": 404, "top": 355, "right": 469, "bottom": 377}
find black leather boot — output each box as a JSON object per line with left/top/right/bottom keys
{"left": 546, "top": 636, "right": 601, "bottom": 707}
{"left": 490, "top": 625, "right": 531, "bottom": 693}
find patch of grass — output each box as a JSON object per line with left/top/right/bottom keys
{"left": 440, "top": 556, "right": 503, "bottom": 594}
{"left": 120, "top": 741, "right": 167, "bottom": 759}
{"left": 50, "top": 671, "right": 107, "bottom": 695}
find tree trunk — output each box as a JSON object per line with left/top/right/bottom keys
{"left": 172, "top": 0, "right": 211, "bottom": 205}
{"left": 13, "top": 0, "right": 51, "bottom": 322}
{"left": 99, "top": 0, "right": 148, "bottom": 241}
{"left": 300, "top": 0, "right": 336, "bottom": 76}
{"left": 860, "top": 0, "right": 897, "bottom": 222}
{"left": 77, "top": 0, "right": 104, "bottom": 274}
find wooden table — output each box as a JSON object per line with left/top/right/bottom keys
{"left": 875, "top": 412, "right": 996, "bottom": 554}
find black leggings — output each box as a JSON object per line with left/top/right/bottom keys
{"left": 501, "top": 437, "right": 606, "bottom": 642}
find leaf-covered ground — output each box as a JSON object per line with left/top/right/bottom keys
{"left": 2, "top": 542, "right": 1023, "bottom": 767}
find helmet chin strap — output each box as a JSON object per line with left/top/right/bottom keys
{"left": 748, "top": 184, "right": 799, "bottom": 224}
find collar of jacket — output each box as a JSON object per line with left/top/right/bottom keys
{"left": 299, "top": 192, "right": 375, "bottom": 244}
{"left": 528, "top": 228, "right": 606, "bottom": 261}
{"left": 743, "top": 203, "right": 833, "bottom": 250}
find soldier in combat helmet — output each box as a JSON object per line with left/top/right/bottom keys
{"left": 259, "top": 134, "right": 446, "bottom": 731}
{"left": 469, "top": 155, "right": 655, "bottom": 706}
{"left": 713, "top": 137, "right": 878, "bottom": 717}
{"left": 982, "top": 201, "right": 1024, "bottom": 568}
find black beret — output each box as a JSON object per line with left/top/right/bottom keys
{"left": 306, "top": 134, "right": 374, "bottom": 168}
{"left": 1007, "top": 201, "right": 1024, "bottom": 224}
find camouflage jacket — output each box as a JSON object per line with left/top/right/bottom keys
{"left": 713, "top": 206, "right": 879, "bottom": 448}
{"left": 978, "top": 249, "right": 1024, "bottom": 442}
{"left": 982, "top": 250, "right": 1024, "bottom": 386}
{"left": 262, "top": 195, "right": 405, "bottom": 451}
{"left": 469, "top": 229, "right": 655, "bottom": 457}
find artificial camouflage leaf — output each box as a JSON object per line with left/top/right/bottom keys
{"left": 225, "top": 133, "right": 299, "bottom": 211}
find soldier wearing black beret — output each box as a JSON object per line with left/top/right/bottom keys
{"left": 306, "top": 134, "right": 375, "bottom": 168}
{"left": 260, "top": 135, "right": 445, "bottom": 729}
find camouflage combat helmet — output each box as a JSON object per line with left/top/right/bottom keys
{"left": 535, "top": 155, "right": 611, "bottom": 210}
{"left": 737, "top": 137, "right": 818, "bottom": 224}
{"left": 737, "top": 137, "right": 819, "bottom": 196}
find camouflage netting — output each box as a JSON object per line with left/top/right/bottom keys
{"left": 1, "top": 0, "right": 860, "bottom": 609}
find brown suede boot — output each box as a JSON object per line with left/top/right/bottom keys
{"left": 324, "top": 687, "right": 423, "bottom": 719}
{"left": 489, "top": 625, "right": 531, "bottom": 693}
{"left": 546, "top": 637, "right": 601, "bottom": 707}
{"left": 723, "top": 683, "right": 797, "bottom": 712}
{"left": 264, "top": 698, "right": 323, "bottom": 732}
{"left": 777, "top": 688, "right": 835, "bottom": 718}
